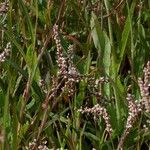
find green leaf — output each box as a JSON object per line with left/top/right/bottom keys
{"left": 90, "top": 12, "right": 111, "bottom": 75}
{"left": 84, "top": 132, "right": 100, "bottom": 141}
{"left": 18, "top": 0, "right": 34, "bottom": 42}
{"left": 90, "top": 12, "right": 105, "bottom": 52}
{"left": 117, "top": 0, "right": 137, "bottom": 73}
{"left": 26, "top": 45, "right": 40, "bottom": 82}
{"left": 18, "top": 121, "right": 29, "bottom": 144}
{"left": 90, "top": 12, "right": 111, "bottom": 96}
{"left": 5, "top": 31, "right": 27, "bottom": 63}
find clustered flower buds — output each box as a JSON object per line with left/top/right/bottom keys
{"left": 118, "top": 94, "right": 142, "bottom": 149}
{"left": 25, "top": 139, "right": 49, "bottom": 150}
{"left": 39, "top": 79, "right": 47, "bottom": 94}
{"left": 125, "top": 94, "right": 142, "bottom": 131}
{"left": 87, "top": 76, "right": 109, "bottom": 89}
{"left": 0, "top": 42, "right": 11, "bottom": 63}
{"left": 67, "top": 45, "right": 74, "bottom": 66}
{"left": 85, "top": 76, "right": 110, "bottom": 106}
{"left": 138, "top": 61, "right": 150, "bottom": 114}
{"left": 124, "top": 62, "right": 150, "bottom": 132}
{"left": 95, "top": 77, "right": 109, "bottom": 88}
{"left": 63, "top": 64, "right": 81, "bottom": 97}
{"left": 118, "top": 61, "right": 150, "bottom": 149}
{"left": 40, "top": 24, "right": 81, "bottom": 109}
{"left": 53, "top": 24, "right": 67, "bottom": 76}
{"left": 143, "top": 119, "right": 150, "bottom": 132}
{"left": 52, "top": 24, "right": 81, "bottom": 98}
{"left": 0, "top": 1, "right": 9, "bottom": 15}
{"left": 78, "top": 104, "right": 112, "bottom": 134}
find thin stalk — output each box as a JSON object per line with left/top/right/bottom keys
{"left": 2, "top": 77, "right": 11, "bottom": 150}
{"left": 12, "top": 99, "right": 18, "bottom": 150}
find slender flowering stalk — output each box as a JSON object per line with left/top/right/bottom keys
{"left": 67, "top": 45, "right": 74, "bottom": 66}
{"left": 67, "top": 45, "right": 81, "bottom": 80}
{"left": 78, "top": 104, "right": 112, "bottom": 135}
{"left": 118, "top": 94, "right": 142, "bottom": 149}
{"left": 118, "top": 62, "right": 150, "bottom": 149}
{"left": 61, "top": 45, "right": 81, "bottom": 97}
{"left": 125, "top": 94, "right": 142, "bottom": 131}
{"left": 53, "top": 24, "right": 67, "bottom": 75}
{"left": 53, "top": 25, "right": 81, "bottom": 98}
{"left": 138, "top": 61, "right": 150, "bottom": 114}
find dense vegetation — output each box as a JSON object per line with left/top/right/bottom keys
{"left": 0, "top": 0, "right": 150, "bottom": 149}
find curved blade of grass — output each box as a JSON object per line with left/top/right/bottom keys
{"left": 103, "top": 33, "right": 111, "bottom": 97}
{"left": 5, "top": 31, "right": 27, "bottom": 62}
{"left": 18, "top": 0, "right": 34, "bottom": 42}
{"left": 12, "top": 99, "right": 19, "bottom": 150}
{"left": 90, "top": 12, "right": 105, "bottom": 67}
{"left": 26, "top": 45, "right": 40, "bottom": 82}
{"left": 5, "top": 59, "right": 44, "bottom": 100}
{"left": 2, "top": 75, "right": 12, "bottom": 150}
{"left": 0, "top": 78, "right": 6, "bottom": 92}
{"left": 117, "top": 0, "right": 137, "bottom": 73}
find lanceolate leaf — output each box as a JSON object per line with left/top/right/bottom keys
{"left": 117, "top": 0, "right": 137, "bottom": 73}
{"left": 90, "top": 12, "right": 111, "bottom": 76}
{"left": 18, "top": 0, "right": 34, "bottom": 42}
{"left": 26, "top": 45, "right": 40, "bottom": 82}
{"left": 90, "top": 12, "right": 111, "bottom": 96}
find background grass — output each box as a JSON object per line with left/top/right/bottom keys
{"left": 0, "top": 0, "right": 150, "bottom": 149}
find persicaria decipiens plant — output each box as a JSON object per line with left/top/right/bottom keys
{"left": 138, "top": 61, "right": 150, "bottom": 114}
{"left": 52, "top": 25, "right": 113, "bottom": 136}
{"left": 41, "top": 24, "right": 110, "bottom": 110}
{"left": 53, "top": 24, "right": 68, "bottom": 76}
{"left": 41, "top": 25, "right": 83, "bottom": 109}
{"left": 52, "top": 24, "right": 81, "bottom": 97}
{"left": 42, "top": 24, "right": 150, "bottom": 148}
{"left": 118, "top": 61, "right": 150, "bottom": 149}
{"left": 46, "top": 24, "right": 110, "bottom": 102}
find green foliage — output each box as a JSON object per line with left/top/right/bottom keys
{"left": 0, "top": 0, "right": 150, "bottom": 149}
